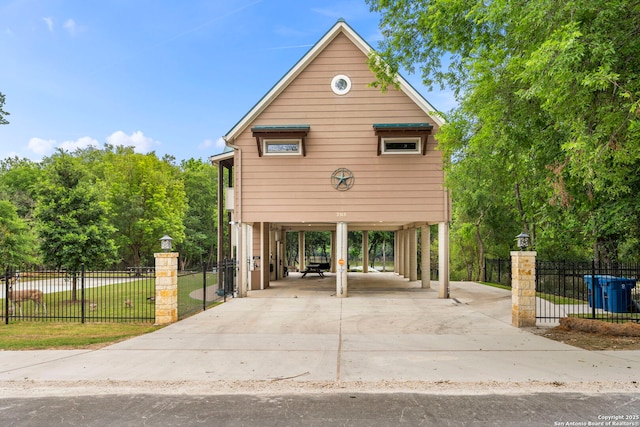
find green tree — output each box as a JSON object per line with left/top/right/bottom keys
{"left": 368, "top": 0, "right": 640, "bottom": 262}
{"left": 0, "top": 200, "right": 38, "bottom": 267}
{"left": 0, "top": 157, "right": 43, "bottom": 221}
{"left": 305, "top": 231, "right": 331, "bottom": 263}
{"left": 179, "top": 158, "right": 218, "bottom": 270}
{"left": 99, "top": 146, "right": 186, "bottom": 267}
{"left": 36, "top": 151, "right": 118, "bottom": 298}
{"left": 0, "top": 92, "right": 9, "bottom": 125}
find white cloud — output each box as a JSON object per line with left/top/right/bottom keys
{"left": 27, "top": 136, "right": 99, "bottom": 157}
{"left": 198, "top": 138, "right": 225, "bottom": 151}
{"left": 28, "top": 137, "right": 56, "bottom": 155}
{"left": 63, "top": 19, "right": 76, "bottom": 36}
{"left": 106, "top": 130, "right": 158, "bottom": 153}
{"left": 58, "top": 136, "right": 99, "bottom": 151}
{"left": 42, "top": 17, "right": 54, "bottom": 32}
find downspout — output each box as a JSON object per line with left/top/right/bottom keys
{"left": 225, "top": 140, "right": 242, "bottom": 224}
{"left": 225, "top": 140, "right": 245, "bottom": 296}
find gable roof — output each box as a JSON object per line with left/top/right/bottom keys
{"left": 223, "top": 19, "right": 444, "bottom": 143}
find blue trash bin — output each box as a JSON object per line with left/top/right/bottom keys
{"left": 602, "top": 277, "right": 636, "bottom": 313}
{"left": 584, "top": 275, "right": 607, "bottom": 309}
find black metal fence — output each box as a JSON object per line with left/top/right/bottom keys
{"left": 218, "top": 258, "right": 237, "bottom": 301}
{"left": 177, "top": 259, "right": 236, "bottom": 320}
{"left": 178, "top": 262, "right": 219, "bottom": 319}
{"left": 536, "top": 260, "right": 640, "bottom": 323}
{"left": 3, "top": 266, "right": 155, "bottom": 324}
{"left": 484, "top": 258, "right": 511, "bottom": 287}
{"left": 484, "top": 257, "right": 640, "bottom": 323}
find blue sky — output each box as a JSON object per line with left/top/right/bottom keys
{"left": 0, "top": 0, "right": 455, "bottom": 163}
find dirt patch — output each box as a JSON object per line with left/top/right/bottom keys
{"left": 535, "top": 318, "right": 640, "bottom": 351}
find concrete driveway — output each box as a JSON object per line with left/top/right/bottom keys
{"left": 1, "top": 273, "right": 639, "bottom": 396}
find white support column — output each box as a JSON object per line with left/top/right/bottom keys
{"left": 397, "top": 231, "right": 404, "bottom": 276}
{"left": 409, "top": 228, "right": 418, "bottom": 281}
{"left": 336, "top": 222, "right": 348, "bottom": 298}
{"left": 438, "top": 222, "right": 450, "bottom": 299}
{"left": 261, "top": 222, "right": 269, "bottom": 290}
{"left": 281, "top": 230, "right": 286, "bottom": 277}
{"left": 239, "top": 223, "right": 250, "bottom": 298}
{"left": 404, "top": 228, "right": 410, "bottom": 279}
{"left": 394, "top": 231, "right": 399, "bottom": 274}
{"left": 299, "top": 231, "right": 305, "bottom": 272}
{"left": 421, "top": 225, "right": 431, "bottom": 289}
{"left": 362, "top": 231, "right": 369, "bottom": 273}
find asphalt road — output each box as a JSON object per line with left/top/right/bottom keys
{"left": 1, "top": 392, "right": 639, "bottom": 426}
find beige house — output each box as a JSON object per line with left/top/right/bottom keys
{"left": 210, "top": 20, "right": 450, "bottom": 298}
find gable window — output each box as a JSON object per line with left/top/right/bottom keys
{"left": 381, "top": 137, "right": 421, "bottom": 154}
{"left": 263, "top": 139, "right": 303, "bottom": 156}
{"left": 252, "top": 125, "right": 310, "bottom": 157}
{"left": 373, "top": 123, "right": 434, "bottom": 156}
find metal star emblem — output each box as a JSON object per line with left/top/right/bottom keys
{"left": 331, "top": 168, "right": 354, "bottom": 191}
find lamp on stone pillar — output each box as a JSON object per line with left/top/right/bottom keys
{"left": 160, "top": 235, "right": 173, "bottom": 252}
{"left": 516, "top": 232, "right": 530, "bottom": 251}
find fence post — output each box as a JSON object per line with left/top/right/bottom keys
{"left": 591, "top": 259, "right": 596, "bottom": 319}
{"left": 4, "top": 267, "right": 9, "bottom": 325}
{"left": 202, "top": 261, "right": 207, "bottom": 312}
{"left": 81, "top": 264, "right": 86, "bottom": 324}
{"left": 154, "top": 252, "right": 179, "bottom": 325}
{"left": 511, "top": 250, "right": 537, "bottom": 327}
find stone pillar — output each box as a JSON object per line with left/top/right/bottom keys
{"left": 511, "top": 251, "right": 537, "bottom": 327}
{"left": 421, "top": 225, "right": 431, "bottom": 288}
{"left": 154, "top": 252, "right": 178, "bottom": 325}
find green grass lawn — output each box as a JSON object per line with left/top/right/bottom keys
{"left": 1, "top": 272, "right": 221, "bottom": 350}
{"left": 0, "top": 322, "right": 162, "bottom": 350}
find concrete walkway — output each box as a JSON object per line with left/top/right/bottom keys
{"left": 1, "top": 274, "right": 639, "bottom": 396}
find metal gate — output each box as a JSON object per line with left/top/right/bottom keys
{"left": 176, "top": 259, "right": 236, "bottom": 320}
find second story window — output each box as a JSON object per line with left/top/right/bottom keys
{"left": 252, "top": 125, "right": 310, "bottom": 157}
{"left": 373, "top": 123, "right": 434, "bottom": 156}
{"left": 263, "top": 139, "right": 303, "bottom": 156}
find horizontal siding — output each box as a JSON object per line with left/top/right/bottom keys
{"left": 234, "top": 32, "right": 447, "bottom": 224}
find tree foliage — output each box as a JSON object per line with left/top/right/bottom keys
{"left": 179, "top": 158, "right": 218, "bottom": 269}
{"left": 368, "top": 0, "right": 640, "bottom": 276}
{"left": 36, "top": 151, "right": 118, "bottom": 271}
{"left": 0, "top": 200, "right": 38, "bottom": 267}
{"left": 0, "top": 147, "right": 211, "bottom": 270}
{"left": 96, "top": 146, "right": 187, "bottom": 267}
{"left": 0, "top": 92, "right": 9, "bottom": 125}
